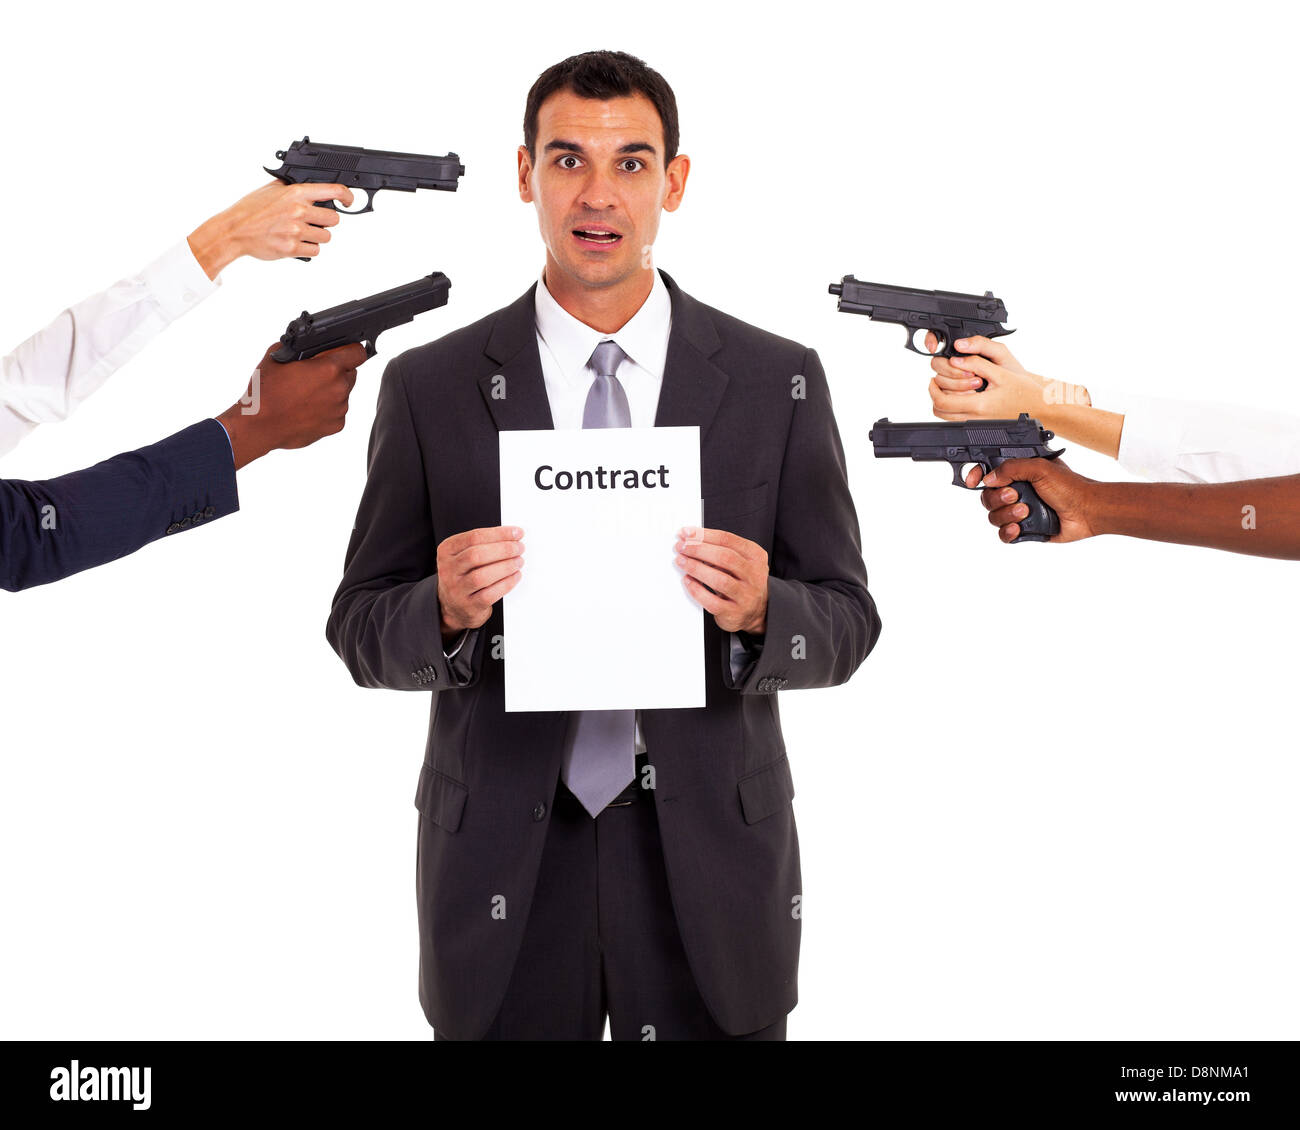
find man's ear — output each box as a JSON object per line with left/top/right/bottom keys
{"left": 517, "top": 145, "right": 534, "bottom": 202}
{"left": 662, "top": 154, "right": 690, "bottom": 213}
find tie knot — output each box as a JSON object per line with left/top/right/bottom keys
{"left": 588, "top": 339, "right": 627, "bottom": 379}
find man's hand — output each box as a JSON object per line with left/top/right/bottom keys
{"left": 187, "top": 180, "right": 356, "bottom": 279}
{"left": 216, "top": 342, "right": 367, "bottom": 470}
{"left": 436, "top": 527, "right": 525, "bottom": 643}
{"left": 675, "top": 526, "right": 769, "bottom": 634}
{"left": 964, "top": 457, "right": 1099, "bottom": 544}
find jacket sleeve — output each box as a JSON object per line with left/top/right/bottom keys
{"left": 326, "top": 355, "right": 484, "bottom": 692}
{"left": 0, "top": 418, "right": 239, "bottom": 592}
{"left": 721, "top": 346, "right": 881, "bottom": 694}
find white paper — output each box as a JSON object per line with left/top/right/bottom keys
{"left": 499, "top": 426, "right": 704, "bottom": 712}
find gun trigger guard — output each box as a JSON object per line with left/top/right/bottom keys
{"left": 902, "top": 328, "right": 934, "bottom": 357}
{"left": 950, "top": 461, "right": 988, "bottom": 489}
{"left": 334, "top": 189, "right": 375, "bottom": 216}
{"left": 363, "top": 339, "right": 377, "bottom": 359}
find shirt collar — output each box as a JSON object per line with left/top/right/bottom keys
{"left": 534, "top": 265, "right": 671, "bottom": 380}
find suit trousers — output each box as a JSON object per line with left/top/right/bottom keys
{"left": 433, "top": 765, "right": 788, "bottom": 1041}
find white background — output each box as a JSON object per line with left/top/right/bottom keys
{"left": 2, "top": 0, "right": 1297, "bottom": 1040}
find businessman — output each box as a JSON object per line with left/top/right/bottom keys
{"left": 1, "top": 179, "right": 365, "bottom": 591}
{"left": 328, "top": 50, "right": 881, "bottom": 1041}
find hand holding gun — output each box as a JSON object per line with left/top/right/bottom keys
{"left": 265, "top": 137, "right": 465, "bottom": 261}
{"left": 926, "top": 334, "right": 1124, "bottom": 460}
{"left": 972, "top": 459, "right": 1300, "bottom": 558}
{"left": 829, "top": 276, "right": 1014, "bottom": 389}
{"left": 187, "top": 180, "right": 357, "bottom": 277}
{"left": 870, "top": 413, "right": 1064, "bottom": 543}
{"left": 213, "top": 271, "right": 451, "bottom": 468}
{"left": 217, "top": 343, "right": 368, "bottom": 470}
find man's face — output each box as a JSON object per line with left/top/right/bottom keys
{"left": 519, "top": 89, "right": 688, "bottom": 292}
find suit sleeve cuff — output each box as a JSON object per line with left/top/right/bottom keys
{"left": 727, "top": 630, "right": 763, "bottom": 683}
{"left": 721, "top": 577, "right": 794, "bottom": 694}
{"left": 444, "top": 627, "right": 481, "bottom": 687}
{"left": 158, "top": 419, "right": 240, "bottom": 535}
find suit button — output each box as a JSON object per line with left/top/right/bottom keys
{"left": 166, "top": 523, "right": 181, "bottom": 534}
{"left": 203, "top": 506, "right": 215, "bottom": 518}
{"left": 532, "top": 803, "right": 546, "bottom": 821}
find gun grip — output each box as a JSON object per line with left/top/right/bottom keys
{"left": 949, "top": 341, "right": 988, "bottom": 391}
{"left": 1007, "top": 480, "right": 1059, "bottom": 543}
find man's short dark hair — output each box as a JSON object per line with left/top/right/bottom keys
{"left": 524, "top": 50, "right": 680, "bottom": 165}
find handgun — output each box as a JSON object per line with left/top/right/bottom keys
{"left": 265, "top": 136, "right": 465, "bottom": 260}
{"left": 271, "top": 271, "right": 451, "bottom": 362}
{"left": 829, "top": 276, "right": 1013, "bottom": 389}
{"left": 869, "top": 413, "right": 1064, "bottom": 543}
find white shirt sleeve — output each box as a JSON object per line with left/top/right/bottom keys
{"left": 1099, "top": 388, "right": 1300, "bottom": 483}
{"left": 0, "top": 239, "right": 221, "bottom": 458}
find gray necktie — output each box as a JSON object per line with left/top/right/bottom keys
{"left": 562, "top": 340, "right": 637, "bottom": 817}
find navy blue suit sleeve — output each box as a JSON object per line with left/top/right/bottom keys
{"left": 0, "top": 418, "right": 239, "bottom": 592}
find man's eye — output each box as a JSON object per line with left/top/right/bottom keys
{"left": 558, "top": 155, "right": 581, "bottom": 169}
{"left": 620, "top": 159, "right": 644, "bottom": 172}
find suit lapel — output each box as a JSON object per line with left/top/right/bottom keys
{"left": 479, "top": 283, "right": 555, "bottom": 431}
{"left": 654, "top": 269, "right": 730, "bottom": 442}
{"left": 478, "top": 270, "right": 729, "bottom": 439}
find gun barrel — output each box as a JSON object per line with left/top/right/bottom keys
{"left": 832, "top": 275, "right": 1008, "bottom": 321}
{"left": 870, "top": 414, "right": 1055, "bottom": 454}
{"left": 268, "top": 137, "right": 466, "bottom": 190}
{"left": 273, "top": 272, "right": 451, "bottom": 362}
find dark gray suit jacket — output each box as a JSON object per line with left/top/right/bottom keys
{"left": 326, "top": 269, "right": 881, "bottom": 1038}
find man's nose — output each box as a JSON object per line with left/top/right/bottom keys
{"left": 577, "top": 165, "right": 620, "bottom": 210}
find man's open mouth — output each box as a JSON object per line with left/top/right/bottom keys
{"left": 572, "top": 227, "right": 623, "bottom": 245}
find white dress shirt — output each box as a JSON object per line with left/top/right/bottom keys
{"left": 0, "top": 240, "right": 221, "bottom": 459}
{"left": 1102, "top": 390, "right": 1300, "bottom": 484}
{"left": 534, "top": 265, "right": 671, "bottom": 430}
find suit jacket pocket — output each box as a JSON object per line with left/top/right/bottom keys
{"left": 703, "top": 481, "right": 769, "bottom": 526}
{"left": 415, "top": 764, "right": 469, "bottom": 833}
{"left": 737, "top": 753, "right": 795, "bottom": 824}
